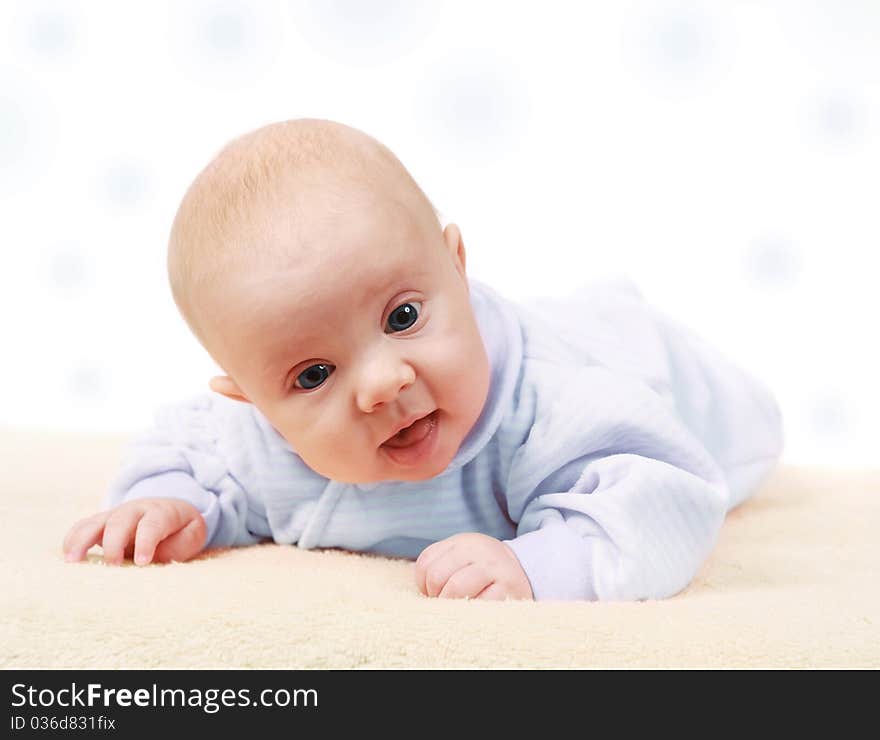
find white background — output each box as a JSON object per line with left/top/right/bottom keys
{"left": 1, "top": 0, "right": 877, "bottom": 467}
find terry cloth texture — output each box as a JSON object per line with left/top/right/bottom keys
{"left": 1, "top": 426, "right": 877, "bottom": 669}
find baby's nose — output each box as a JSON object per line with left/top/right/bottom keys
{"left": 356, "top": 357, "right": 416, "bottom": 412}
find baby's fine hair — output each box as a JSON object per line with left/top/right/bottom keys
{"left": 167, "top": 118, "right": 441, "bottom": 348}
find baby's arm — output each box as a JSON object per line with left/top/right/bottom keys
{"left": 502, "top": 364, "right": 766, "bottom": 602}
{"left": 63, "top": 497, "right": 206, "bottom": 565}
{"left": 62, "top": 394, "right": 266, "bottom": 565}
{"left": 507, "top": 453, "right": 728, "bottom": 601}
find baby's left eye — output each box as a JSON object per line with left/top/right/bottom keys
{"left": 385, "top": 301, "right": 422, "bottom": 333}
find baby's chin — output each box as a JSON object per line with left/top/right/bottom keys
{"left": 312, "top": 440, "right": 456, "bottom": 484}
{"left": 381, "top": 455, "right": 452, "bottom": 482}
{"left": 340, "top": 453, "right": 453, "bottom": 484}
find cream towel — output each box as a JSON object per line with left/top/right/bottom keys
{"left": 1, "top": 426, "right": 877, "bottom": 668}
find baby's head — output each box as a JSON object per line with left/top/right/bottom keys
{"left": 167, "top": 119, "right": 490, "bottom": 483}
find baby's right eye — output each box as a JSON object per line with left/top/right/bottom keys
{"left": 294, "top": 364, "right": 335, "bottom": 390}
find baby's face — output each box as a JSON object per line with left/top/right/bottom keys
{"left": 205, "top": 190, "right": 490, "bottom": 483}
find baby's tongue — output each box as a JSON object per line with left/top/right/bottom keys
{"left": 383, "top": 414, "right": 434, "bottom": 448}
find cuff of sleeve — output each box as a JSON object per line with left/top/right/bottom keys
{"left": 504, "top": 522, "right": 598, "bottom": 601}
{"left": 114, "top": 472, "right": 220, "bottom": 549}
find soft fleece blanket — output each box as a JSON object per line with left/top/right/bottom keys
{"left": 1, "top": 426, "right": 877, "bottom": 668}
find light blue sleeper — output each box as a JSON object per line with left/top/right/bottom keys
{"left": 106, "top": 277, "right": 783, "bottom": 601}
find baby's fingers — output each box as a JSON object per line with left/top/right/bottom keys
{"left": 414, "top": 541, "right": 455, "bottom": 595}
{"left": 438, "top": 563, "right": 493, "bottom": 600}
{"left": 152, "top": 515, "right": 207, "bottom": 564}
{"left": 63, "top": 512, "right": 110, "bottom": 562}
{"left": 132, "top": 508, "right": 173, "bottom": 566}
{"left": 101, "top": 508, "right": 144, "bottom": 565}
{"left": 420, "top": 549, "right": 474, "bottom": 598}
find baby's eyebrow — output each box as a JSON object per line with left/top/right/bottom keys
{"left": 258, "top": 306, "right": 359, "bottom": 392}
{"left": 254, "top": 324, "right": 313, "bottom": 386}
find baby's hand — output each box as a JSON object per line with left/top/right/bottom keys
{"left": 414, "top": 532, "right": 533, "bottom": 601}
{"left": 62, "top": 498, "right": 207, "bottom": 566}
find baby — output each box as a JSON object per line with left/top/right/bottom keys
{"left": 63, "top": 118, "right": 784, "bottom": 602}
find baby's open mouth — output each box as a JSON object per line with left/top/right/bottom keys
{"left": 381, "top": 411, "right": 438, "bottom": 449}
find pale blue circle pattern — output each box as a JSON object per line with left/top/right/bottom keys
{"left": 414, "top": 54, "right": 530, "bottom": 164}
{"left": 815, "top": 95, "right": 858, "bottom": 141}
{"left": 288, "top": 0, "right": 435, "bottom": 66}
{"left": 168, "top": 0, "right": 282, "bottom": 87}
{"left": 0, "top": 76, "right": 55, "bottom": 194}
{"left": 621, "top": 3, "right": 730, "bottom": 96}
{"left": 67, "top": 367, "right": 109, "bottom": 402}
{"left": 807, "top": 391, "right": 851, "bottom": 442}
{"left": 202, "top": 7, "right": 247, "bottom": 56}
{"left": 28, "top": 11, "right": 75, "bottom": 55}
{"left": 0, "top": 93, "right": 29, "bottom": 171}
{"left": 651, "top": 14, "right": 709, "bottom": 69}
{"left": 745, "top": 237, "right": 803, "bottom": 290}
{"left": 46, "top": 245, "right": 89, "bottom": 298}
{"left": 103, "top": 163, "right": 149, "bottom": 207}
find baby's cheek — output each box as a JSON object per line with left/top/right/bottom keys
{"left": 300, "top": 420, "right": 364, "bottom": 470}
{"left": 444, "top": 331, "right": 488, "bottom": 389}
{"left": 427, "top": 326, "right": 473, "bottom": 372}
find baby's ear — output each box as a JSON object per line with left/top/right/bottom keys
{"left": 443, "top": 223, "right": 467, "bottom": 279}
{"left": 209, "top": 375, "right": 251, "bottom": 404}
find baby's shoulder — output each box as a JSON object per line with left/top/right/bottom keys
{"left": 511, "top": 278, "right": 672, "bottom": 399}
{"left": 169, "top": 391, "right": 319, "bottom": 485}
